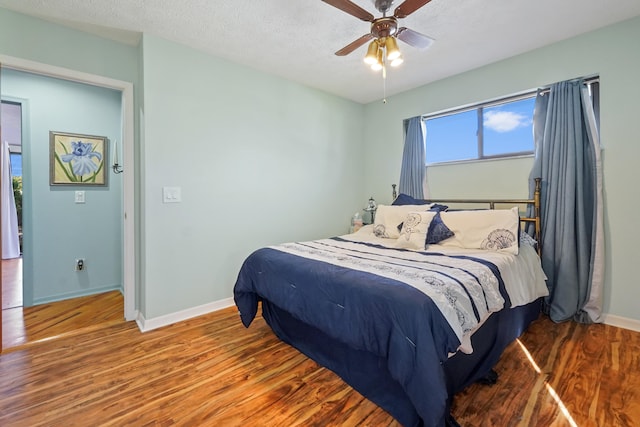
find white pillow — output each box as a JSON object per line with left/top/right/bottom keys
{"left": 373, "top": 204, "right": 434, "bottom": 239}
{"left": 439, "top": 207, "right": 520, "bottom": 254}
{"left": 394, "top": 211, "right": 437, "bottom": 250}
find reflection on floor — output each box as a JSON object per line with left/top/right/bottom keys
{"left": 2, "top": 258, "right": 124, "bottom": 351}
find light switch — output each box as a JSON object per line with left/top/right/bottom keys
{"left": 162, "top": 186, "right": 181, "bottom": 203}
{"left": 75, "top": 191, "right": 85, "bottom": 204}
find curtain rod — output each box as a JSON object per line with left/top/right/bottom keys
{"left": 420, "top": 75, "right": 599, "bottom": 121}
{"left": 537, "top": 75, "right": 599, "bottom": 95}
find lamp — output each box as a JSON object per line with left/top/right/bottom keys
{"left": 371, "top": 47, "right": 384, "bottom": 71}
{"left": 365, "top": 36, "right": 403, "bottom": 72}
{"left": 384, "top": 37, "right": 401, "bottom": 61}
{"left": 364, "top": 36, "right": 404, "bottom": 103}
{"left": 390, "top": 55, "right": 403, "bottom": 67}
{"left": 364, "top": 40, "right": 379, "bottom": 65}
{"left": 364, "top": 196, "right": 378, "bottom": 224}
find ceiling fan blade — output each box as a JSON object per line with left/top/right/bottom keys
{"left": 321, "top": 0, "right": 374, "bottom": 22}
{"left": 394, "top": 0, "right": 432, "bottom": 18}
{"left": 335, "top": 33, "right": 374, "bottom": 56}
{"left": 396, "top": 27, "right": 434, "bottom": 49}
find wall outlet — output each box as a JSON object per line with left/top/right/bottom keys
{"left": 75, "top": 258, "right": 85, "bottom": 271}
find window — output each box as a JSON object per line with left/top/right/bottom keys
{"left": 424, "top": 94, "right": 535, "bottom": 164}
{"left": 2, "top": 100, "right": 23, "bottom": 177}
{"left": 10, "top": 152, "right": 22, "bottom": 177}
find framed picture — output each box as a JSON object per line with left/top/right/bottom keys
{"left": 50, "top": 131, "right": 108, "bottom": 186}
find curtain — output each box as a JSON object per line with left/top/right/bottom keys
{"left": 399, "top": 117, "right": 426, "bottom": 199}
{"left": 2, "top": 140, "right": 20, "bottom": 259}
{"left": 528, "top": 79, "right": 604, "bottom": 323}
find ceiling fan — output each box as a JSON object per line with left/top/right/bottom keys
{"left": 322, "top": 0, "right": 435, "bottom": 70}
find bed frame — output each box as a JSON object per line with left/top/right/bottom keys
{"left": 239, "top": 179, "right": 546, "bottom": 427}
{"left": 392, "top": 177, "right": 542, "bottom": 255}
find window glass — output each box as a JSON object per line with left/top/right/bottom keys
{"left": 10, "top": 153, "right": 22, "bottom": 177}
{"left": 425, "top": 109, "right": 477, "bottom": 163}
{"left": 424, "top": 95, "right": 535, "bottom": 164}
{"left": 483, "top": 97, "right": 535, "bottom": 156}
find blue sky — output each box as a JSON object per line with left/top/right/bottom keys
{"left": 425, "top": 97, "right": 535, "bottom": 164}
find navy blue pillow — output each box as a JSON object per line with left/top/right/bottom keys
{"left": 426, "top": 212, "right": 455, "bottom": 245}
{"left": 392, "top": 193, "right": 431, "bottom": 206}
{"left": 429, "top": 203, "right": 449, "bottom": 212}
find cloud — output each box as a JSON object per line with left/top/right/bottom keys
{"left": 484, "top": 111, "right": 531, "bottom": 133}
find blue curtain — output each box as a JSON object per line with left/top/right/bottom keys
{"left": 399, "top": 117, "right": 426, "bottom": 199}
{"left": 529, "top": 79, "right": 604, "bottom": 323}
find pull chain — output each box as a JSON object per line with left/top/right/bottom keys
{"left": 382, "top": 58, "right": 387, "bottom": 104}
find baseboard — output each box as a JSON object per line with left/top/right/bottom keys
{"left": 136, "top": 297, "right": 235, "bottom": 332}
{"left": 31, "top": 285, "right": 122, "bottom": 306}
{"left": 603, "top": 313, "right": 640, "bottom": 332}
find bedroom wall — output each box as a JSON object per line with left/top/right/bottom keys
{"left": 0, "top": 9, "right": 138, "bottom": 85}
{"left": 363, "top": 16, "right": 640, "bottom": 324}
{"left": 139, "top": 35, "right": 365, "bottom": 319}
{"left": 4, "top": 6, "right": 637, "bottom": 327}
{"left": 0, "top": 8, "right": 366, "bottom": 323}
{"left": 1, "top": 69, "right": 123, "bottom": 304}
{"left": 0, "top": 9, "right": 139, "bottom": 307}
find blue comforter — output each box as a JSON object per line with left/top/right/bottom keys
{"left": 234, "top": 238, "right": 509, "bottom": 426}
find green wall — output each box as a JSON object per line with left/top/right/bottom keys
{"left": 363, "top": 17, "right": 640, "bottom": 322}
{"left": 0, "top": 9, "right": 138, "bottom": 84}
{"left": 1, "top": 69, "right": 123, "bottom": 304}
{"left": 139, "top": 35, "right": 364, "bottom": 318}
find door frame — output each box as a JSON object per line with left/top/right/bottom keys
{"left": 0, "top": 54, "right": 137, "bottom": 325}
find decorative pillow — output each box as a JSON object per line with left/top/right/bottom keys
{"left": 392, "top": 193, "right": 432, "bottom": 206}
{"left": 438, "top": 207, "right": 521, "bottom": 254}
{"left": 373, "top": 204, "right": 434, "bottom": 239}
{"left": 395, "top": 211, "right": 436, "bottom": 250}
{"left": 520, "top": 230, "right": 538, "bottom": 248}
{"left": 426, "top": 212, "right": 455, "bottom": 245}
{"left": 429, "top": 203, "right": 449, "bottom": 212}
{"left": 396, "top": 204, "right": 449, "bottom": 232}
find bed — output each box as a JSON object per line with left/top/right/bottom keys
{"left": 233, "top": 179, "right": 547, "bottom": 427}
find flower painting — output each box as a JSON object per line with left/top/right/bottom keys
{"left": 50, "top": 131, "right": 108, "bottom": 186}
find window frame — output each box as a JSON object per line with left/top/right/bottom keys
{"left": 422, "top": 91, "right": 537, "bottom": 166}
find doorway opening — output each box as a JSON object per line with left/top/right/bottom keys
{"left": 1, "top": 99, "right": 23, "bottom": 311}
{"left": 0, "top": 57, "right": 136, "bottom": 353}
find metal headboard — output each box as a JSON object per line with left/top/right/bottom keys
{"left": 392, "top": 178, "right": 542, "bottom": 255}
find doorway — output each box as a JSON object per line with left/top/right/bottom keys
{"left": 1, "top": 100, "right": 23, "bottom": 316}
{"left": 0, "top": 56, "right": 136, "bottom": 353}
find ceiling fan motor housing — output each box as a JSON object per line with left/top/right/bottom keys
{"left": 373, "top": 0, "right": 395, "bottom": 13}
{"left": 371, "top": 17, "right": 398, "bottom": 38}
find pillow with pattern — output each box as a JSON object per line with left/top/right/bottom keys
{"left": 373, "top": 204, "right": 434, "bottom": 239}
{"left": 395, "top": 211, "right": 437, "bottom": 250}
{"left": 438, "top": 207, "right": 521, "bottom": 254}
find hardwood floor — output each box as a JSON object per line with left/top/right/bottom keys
{"left": 1, "top": 258, "right": 125, "bottom": 351}
{"left": 0, "top": 303, "right": 638, "bottom": 426}
{"left": 2, "top": 258, "right": 23, "bottom": 310}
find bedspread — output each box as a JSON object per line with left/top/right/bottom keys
{"left": 234, "top": 237, "right": 513, "bottom": 426}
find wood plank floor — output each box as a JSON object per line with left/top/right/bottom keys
{"left": 2, "top": 257, "right": 125, "bottom": 350}
{"left": 0, "top": 304, "right": 638, "bottom": 427}
{"left": 2, "top": 290, "right": 124, "bottom": 350}
{"left": 2, "top": 258, "right": 22, "bottom": 310}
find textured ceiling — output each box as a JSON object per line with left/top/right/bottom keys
{"left": 1, "top": 0, "right": 639, "bottom": 104}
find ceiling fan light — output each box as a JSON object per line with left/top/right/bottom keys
{"left": 385, "top": 37, "right": 401, "bottom": 61}
{"left": 371, "top": 48, "right": 384, "bottom": 71}
{"left": 390, "top": 55, "right": 404, "bottom": 67}
{"left": 364, "top": 41, "right": 379, "bottom": 65}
